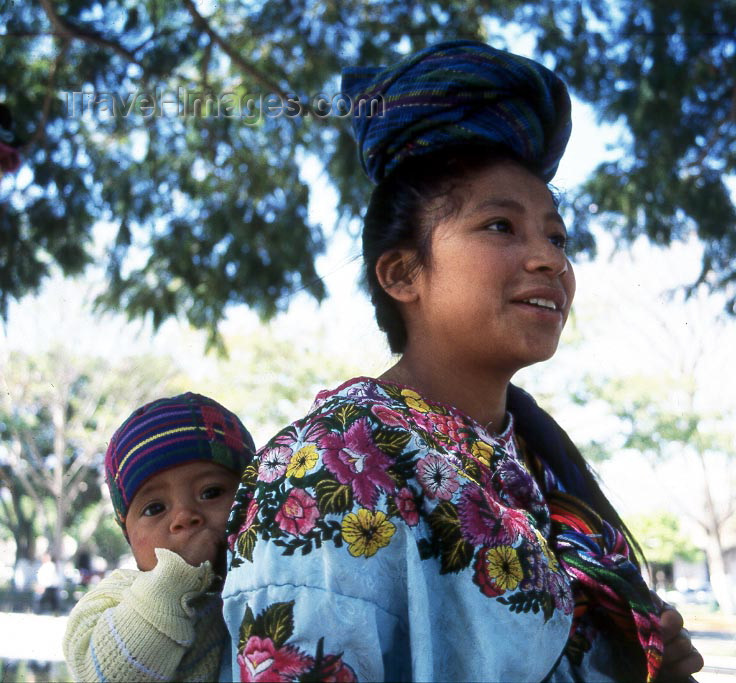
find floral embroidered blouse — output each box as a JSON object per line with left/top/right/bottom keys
{"left": 222, "top": 377, "right": 577, "bottom": 682}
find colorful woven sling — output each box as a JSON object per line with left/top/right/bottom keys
{"left": 508, "top": 385, "right": 663, "bottom": 682}
{"left": 547, "top": 489, "right": 663, "bottom": 682}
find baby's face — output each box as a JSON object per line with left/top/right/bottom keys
{"left": 125, "top": 461, "right": 240, "bottom": 571}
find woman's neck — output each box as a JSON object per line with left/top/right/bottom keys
{"left": 380, "top": 353, "right": 512, "bottom": 433}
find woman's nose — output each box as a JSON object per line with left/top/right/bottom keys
{"left": 523, "top": 232, "right": 568, "bottom": 277}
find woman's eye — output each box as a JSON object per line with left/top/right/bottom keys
{"left": 201, "top": 486, "right": 225, "bottom": 501}
{"left": 549, "top": 233, "right": 568, "bottom": 250}
{"left": 484, "top": 220, "right": 512, "bottom": 233}
{"left": 142, "top": 502, "right": 165, "bottom": 517}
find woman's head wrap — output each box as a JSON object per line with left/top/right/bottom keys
{"left": 341, "top": 39, "right": 572, "bottom": 184}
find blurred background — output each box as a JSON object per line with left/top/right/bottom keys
{"left": 1, "top": 1, "right": 735, "bottom": 680}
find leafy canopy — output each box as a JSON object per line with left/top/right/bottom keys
{"left": 1, "top": 0, "right": 734, "bottom": 343}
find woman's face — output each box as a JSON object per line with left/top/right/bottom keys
{"left": 404, "top": 159, "right": 576, "bottom": 375}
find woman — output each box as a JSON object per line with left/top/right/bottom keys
{"left": 222, "top": 40, "right": 703, "bottom": 682}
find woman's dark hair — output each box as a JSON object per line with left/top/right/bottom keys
{"left": 362, "top": 145, "right": 532, "bottom": 354}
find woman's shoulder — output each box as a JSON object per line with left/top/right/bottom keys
{"left": 257, "top": 376, "right": 415, "bottom": 451}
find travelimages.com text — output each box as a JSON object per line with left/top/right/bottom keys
{"left": 62, "top": 88, "right": 385, "bottom": 122}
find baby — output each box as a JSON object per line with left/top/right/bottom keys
{"left": 63, "top": 392, "right": 254, "bottom": 682}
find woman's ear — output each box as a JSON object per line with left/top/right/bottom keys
{"left": 375, "top": 249, "right": 420, "bottom": 303}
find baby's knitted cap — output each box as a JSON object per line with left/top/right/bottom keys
{"left": 105, "top": 392, "right": 255, "bottom": 531}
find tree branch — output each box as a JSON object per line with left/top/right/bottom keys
{"left": 7, "top": 439, "right": 48, "bottom": 513}
{"left": 0, "top": 490, "right": 17, "bottom": 531}
{"left": 25, "top": 40, "right": 69, "bottom": 149}
{"left": 181, "top": 0, "right": 297, "bottom": 103}
{"left": 38, "top": 0, "right": 143, "bottom": 66}
{"left": 686, "top": 81, "right": 736, "bottom": 171}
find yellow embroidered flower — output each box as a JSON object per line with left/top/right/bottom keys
{"left": 285, "top": 444, "right": 319, "bottom": 478}
{"left": 401, "top": 389, "right": 430, "bottom": 413}
{"left": 485, "top": 545, "right": 523, "bottom": 591}
{"left": 535, "top": 529, "right": 559, "bottom": 571}
{"left": 471, "top": 440, "right": 495, "bottom": 466}
{"left": 341, "top": 509, "right": 396, "bottom": 558}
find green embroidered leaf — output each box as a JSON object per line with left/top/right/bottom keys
{"left": 315, "top": 478, "right": 353, "bottom": 514}
{"left": 498, "top": 589, "right": 554, "bottom": 621}
{"left": 385, "top": 493, "right": 399, "bottom": 519}
{"left": 390, "top": 450, "right": 421, "bottom": 487}
{"left": 236, "top": 526, "right": 257, "bottom": 562}
{"left": 428, "top": 501, "right": 461, "bottom": 541}
{"left": 240, "top": 463, "right": 259, "bottom": 488}
{"left": 417, "top": 537, "right": 436, "bottom": 560}
{"left": 541, "top": 592, "right": 554, "bottom": 621}
{"left": 381, "top": 384, "right": 405, "bottom": 401}
{"left": 374, "top": 430, "right": 411, "bottom": 458}
{"left": 238, "top": 605, "right": 255, "bottom": 649}
{"left": 297, "top": 471, "right": 323, "bottom": 489}
{"left": 440, "top": 536, "right": 474, "bottom": 574}
{"left": 334, "top": 403, "right": 359, "bottom": 427}
{"left": 428, "top": 501, "right": 473, "bottom": 573}
{"left": 252, "top": 600, "right": 295, "bottom": 648}
{"left": 461, "top": 459, "right": 481, "bottom": 484}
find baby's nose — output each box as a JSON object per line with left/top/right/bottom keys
{"left": 170, "top": 504, "right": 204, "bottom": 530}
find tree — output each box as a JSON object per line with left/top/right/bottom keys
{"left": 2, "top": 1, "right": 733, "bottom": 342}
{"left": 0, "top": 346, "right": 186, "bottom": 569}
{"left": 525, "top": 0, "right": 736, "bottom": 312}
{"left": 626, "top": 512, "right": 703, "bottom": 568}
{"left": 575, "top": 369, "right": 736, "bottom": 614}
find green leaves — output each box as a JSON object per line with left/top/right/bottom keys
{"left": 239, "top": 600, "right": 296, "bottom": 650}
{"left": 428, "top": 500, "right": 474, "bottom": 574}
{"left": 524, "top": 0, "right": 736, "bottom": 312}
{"left": 3, "top": 0, "right": 735, "bottom": 332}
{"left": 315, "top": 478, "right": 353, "bottom": 514}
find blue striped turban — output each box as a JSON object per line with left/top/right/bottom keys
{"left": 341, "top": 39, "right": 572, "bottom": 184}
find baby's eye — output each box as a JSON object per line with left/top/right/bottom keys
{"left": 142, "top": 502, "right": 165, "bottom": 517}
{"left": 201, "top": 486, "right": 225, "bottom": 501}
{"left": 484, "top": 219, "right": 512, "bottom": 233}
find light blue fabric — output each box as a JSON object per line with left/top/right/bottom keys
{"left": 222, "top": 377, "right": 581, "bottom": 681}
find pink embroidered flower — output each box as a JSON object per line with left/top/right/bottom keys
{"left": 409, "top": 409, "right": 469, "bottom": 450}
{"left": 238, "top": 636, "right": 312, "bottom": 682}
{"left": 458, "top": 485, "right": 498, "bottom": 545}
{"left": 320, "top": 418, "right": 396, "bottom": 508}
{"left": 258, "top": 446, "right": 292, "bottom": 482}
{"left": 274, "top": 488, "right": 320, "bottom": 536}
{"left": 395, "top": 487, "right": 419, "bottom": 526}
{"left": 416, "top": 454, "right": 459, "bottom": 500}
{"left": 370, "top": 404, "right": 410, "bottom": 429}
{"left": 458, "top": 485, "right": 535, "bottom": 546}
{"left": 499, "top": 506, "right": 536, "bottom": 544}
{"left": 317, "top": 654, "right": 358, "bottom": 682}
{"left": 472, "top": 546, "right": 505, "bottom": 598}
{"left": 274, "top": 420, "right": 329, "bottom": 447}
{"left": 228, "top": 497, "right": 259, "bottom": 550}
{"left": 549, "top": 570, "right": 574, "bottom": 614}
{"left": 244, "top": 498, "right": 259, "bottom": 528}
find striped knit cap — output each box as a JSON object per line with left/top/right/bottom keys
{"left": 105, "top": 393, "right": 255, "bottom": 533}
{"left": 341, "top": 39, "right": 572, "bottom": 184}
